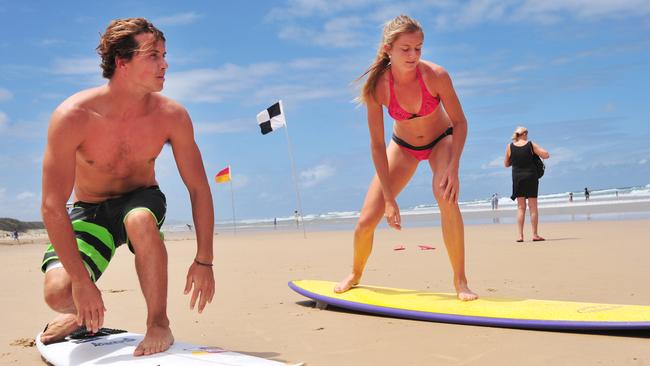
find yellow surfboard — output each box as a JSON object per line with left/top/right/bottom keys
{"left": 289, "top": 280, "right": 650, "bottom": 330}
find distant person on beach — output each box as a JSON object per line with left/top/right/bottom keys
{"left": 294, "top": 210, "right": 299, "bottom": 228}
{"left": 335, "top": 15, "right": 478, "bottom": 301}
{"left": 569, "top": 192, "right": 573, "bottom": 202}
{"left": 491, "top": 193, "right": 499, "bottom": 210}
{"left": 12, "top": 230, "right": 19, "bottom": 242}
{"left": 39, "top": 18, "right": 215, "bottom": 356}
{"left": 504, "top": 126, "right": 550, "bottom": 242}
{"left": 585, "top": 187, "right": 590, "bottom": 201}
{"left": 274, "top": 217, "right": 277, "bottom": 229}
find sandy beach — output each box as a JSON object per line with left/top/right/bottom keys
{"left": 2, "top": 217, "right": 650, "bottom": 365}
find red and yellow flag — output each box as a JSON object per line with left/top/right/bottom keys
{"left": 215, "top": 166, "right": 231, "bottom": 183}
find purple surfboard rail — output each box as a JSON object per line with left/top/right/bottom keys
{"left": 288, "top": 281, "right": 650, "bottom": 331}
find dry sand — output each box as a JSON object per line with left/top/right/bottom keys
{"left": 2, "top": 219, "right": 650, "bottom": 365}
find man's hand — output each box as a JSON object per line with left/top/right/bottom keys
{"left": 71, "top": 279, "right": 105, "bottom": 333}
{"left": 184, "top": 261, "right": 215, "bottom": 313}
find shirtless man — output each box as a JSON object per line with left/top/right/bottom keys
{"left": 39, "top": 18, "right": 215, "bottom": 356}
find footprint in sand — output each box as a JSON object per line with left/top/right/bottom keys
{"left": 10, "top": 338, "right": 35, "bottom": 347}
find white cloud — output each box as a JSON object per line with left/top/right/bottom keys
{"left": 510, "top": 63, "right": 539, "bottom": 73}
{"left": 603, "top": 102, "right": 616, "bottom": 113}
{"left": 456, "top": 0, "right": 511, "bottom": 27}
{"left": 481, "top": 156, "right": 504, "bottom": 169}
{"left": 369, "top": 2, "right": 427, "bottom": 23}
{"left": 267, "top": 0, "right": 374, "bottom": 20}
{"left": 52, "top": 57, "right": 100, "bottom": 75}
{"left": 194, "top": 119, "right": 252, "bottom": 135}
{"left": 0, "top": 87, "right": 13, "bottom": 101}
{"left": 164, "top": 56, "right": 355, "bottom": 104}
{"left": 454, "top": 71, "right": 520, "bottom": 96}
{"left": 163, "top": 63, "right": 280, "bottom": 103}
{"left": 544, "top": 147, "right": 580, "bottom": 167}
{"left": 0, "top": 117, "right": 48, "bottom": 140}
{"left": 39, "top": 39, "right": 67, "bottom": 47}
{"left": 516, "top": 0, "right": 650, "bottom": 22}
{"left": 278, "top": 16, "right": 365, "bottom": 48}
{"left": 17, "top": 191, "right": 36, "bottom": 200}
{"left": 0, "top": 111, "right": 8, "bottom": 130}
{"left": 231, "top": 174, "right": 249, "bottom": 189}
{"left": 640, "top": 159, "right": 648, "bottom": 165}
{"left": 154, "top": 146, "right": 177, "bottom": 178}
{"left": 300, "top": 163, "right": 335, "bottom": 188}
{"left": 253, "top": 84, "right": 344, "bottom": 104}
{"left": 154, "top": 12, "right": 202, "bottom": 26}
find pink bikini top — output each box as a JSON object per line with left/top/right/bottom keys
{"left": 388, "top": 67, "right": 440, "bottom": 121}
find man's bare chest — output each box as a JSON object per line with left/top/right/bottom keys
{"left": 77, "top": 119, "right": 168, "bottom": 174}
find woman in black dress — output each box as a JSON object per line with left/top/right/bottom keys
{"left": 504, "top": 127, "right": 550, "bottom": 242}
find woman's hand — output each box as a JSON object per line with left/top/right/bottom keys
{"left": 384, "top": 198, "right": 402, "bottom": 230}
{"left": 440, "top": 165, "right": 460, "bottom": 203}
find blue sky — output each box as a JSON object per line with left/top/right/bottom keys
{"left": 0, "top": 0, "right": 649, "bottom": 222}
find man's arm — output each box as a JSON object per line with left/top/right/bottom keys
{"left": 41, "top": 106, "right": 105, "bottom": 332}
{"left": 42, "top": 109, "right": 83, "bottom": 277}
{"left": 167, "top": 105, "right": 215, "bottom": 313}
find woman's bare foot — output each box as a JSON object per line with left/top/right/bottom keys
{"left": 334, "top": 274, "right": 360, "bottom": 293}
{"left": 133, "top": 324, "right": 174, "bottom": 356}
{"left": 455, "top": 281, "right": 479, "bottom": 301}
{"left": 40, "top": 313, "right": 80, "bottom": 344}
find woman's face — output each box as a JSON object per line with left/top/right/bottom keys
{"left": 385, "top": 31, "right": 423, "bottom": 71}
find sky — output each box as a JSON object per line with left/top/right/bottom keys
{"left": 0, "top": 0, "right": 649, "bottom": 223}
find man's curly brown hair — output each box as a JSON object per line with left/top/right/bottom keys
{"left": 96, "top": 18, "right": 165, "bottom": 79}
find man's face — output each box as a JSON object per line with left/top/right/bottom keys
{"left": 122, "top": 32, "right": 168, "bottom": 92}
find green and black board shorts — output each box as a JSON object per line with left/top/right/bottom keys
{"left": 41, "top": 185, "right": 166, "bottom": 282}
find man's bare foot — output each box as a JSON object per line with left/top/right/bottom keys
{"left": 334, "top": 274, "right": 360, "bottom": 293}
{"left": 133, "top": 324, "right": 174, "bottom": 356}
{"left": 40, "top": 313, "right": 80, "bottom": 344}
{"left": 455, "top": 281, "right": 479, "bottom": 301}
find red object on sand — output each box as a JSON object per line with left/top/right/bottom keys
{"left": 418, "top": 245, "right": 435, "bottom": 250}
{"left": 393, "top": 245, "right": 406, "bottom": 251}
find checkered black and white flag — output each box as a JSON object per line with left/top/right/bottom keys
{"left": 256, "top": 101, "right": 286, "bottom": 135}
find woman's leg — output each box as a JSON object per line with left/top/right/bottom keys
{"left": 428, "top": 137, "right": 478, "bottom": 301}
{"left": 335, "top": 142, "right": 419, "bottom": 293}
{"left": 516, "top": 197, "right": 527, "bottom": 241}
{"left": 528, "top": 198, "right": 543, "bottom": 240}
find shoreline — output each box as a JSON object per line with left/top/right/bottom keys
{"left": 2, "top": 199, "right": 649, "bottom": 244}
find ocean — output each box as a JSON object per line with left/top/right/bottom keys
{"left": 162, "top": 184, "right": 650, "bottom": 234}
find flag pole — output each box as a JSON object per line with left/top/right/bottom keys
{"left": 228, "top": 165, "right": 237, "bottom": 235}
{"left": 280, "top": 100, "right": 307, "bottom": 239}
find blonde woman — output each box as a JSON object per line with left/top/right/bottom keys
{"left": 504, "top": 127, "right": 550, "bottom": 242}
{"left": 335, "top": 15, "right": 477, "bottom": 301}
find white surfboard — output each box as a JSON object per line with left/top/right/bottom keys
{"left": 36, "top": 328, "right": 303, "bottom": 366}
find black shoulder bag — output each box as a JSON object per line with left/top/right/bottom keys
{"left": 530, "top": 142, "right": 545, "bottom": 178}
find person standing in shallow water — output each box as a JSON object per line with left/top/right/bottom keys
{"left": 504, "top": 126, "right": 550, "bottom": 242}
{"left": 335, "top": 15, "right": 478, "bottom": 301}
{"left": 39, "top": 18, "right": 215, "bottom": 356}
